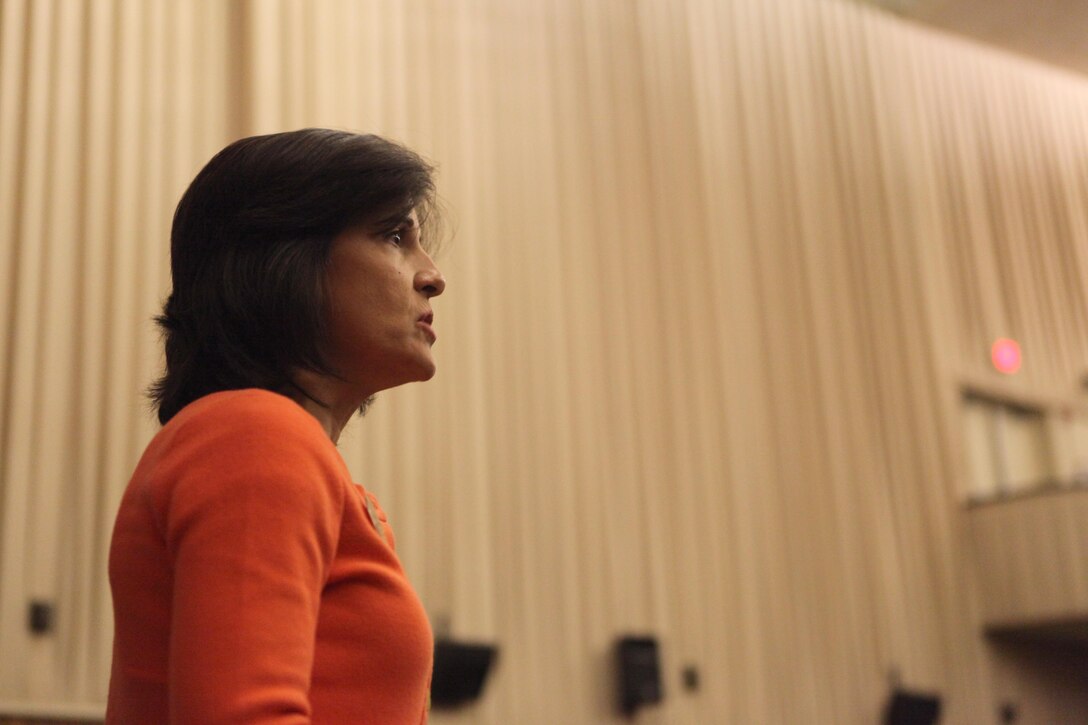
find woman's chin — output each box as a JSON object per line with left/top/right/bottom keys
{"left": 380, "top": 357, "right": 437, "bottom": 391}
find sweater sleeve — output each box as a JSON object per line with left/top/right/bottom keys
{"left": 151, "top": 397, "right": 346, "bottom": 724}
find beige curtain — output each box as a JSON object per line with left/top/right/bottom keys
{"left": 1, "top": 0, "right": 1087, "bottom": 722}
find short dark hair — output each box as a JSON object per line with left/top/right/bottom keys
{"left": 149, "top": 128, "right": 439, "bottom": 424}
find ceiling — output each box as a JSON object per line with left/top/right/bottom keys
{"left": 857, "top": 0, "right": 1088, "bottom": 78}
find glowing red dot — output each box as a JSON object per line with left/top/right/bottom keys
{"left": 991, "top": 338, "right": 1021, "bottom": 375}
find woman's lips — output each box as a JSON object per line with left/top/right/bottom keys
{"left": 416, "top": 316, "right": 436, "bottom": 343}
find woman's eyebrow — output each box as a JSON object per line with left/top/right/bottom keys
{"left": 371, "top": 214, "right": 417, "bottom": 232}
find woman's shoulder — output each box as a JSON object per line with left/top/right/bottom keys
{"left": 131, "top": 389, "right": 350, "bottom": 559}
{"left": 157, "top": 388, "right": 334, "bottom": 461}
{"left": 137, "top": 388, "right": 349, "bottom": 493}
{"left": 174, "top": 388, "right": 318, "bottom": 429}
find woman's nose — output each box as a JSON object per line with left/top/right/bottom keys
{"left": 416, "top": 258, "right": 446, "bottom": 298}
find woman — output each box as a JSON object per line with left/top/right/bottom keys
{"left": 106, "top": 128, "right": 446, "bottom": 724}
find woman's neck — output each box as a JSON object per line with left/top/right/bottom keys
{"left": 282, "top": 372, "right": 374, "bottom": 444}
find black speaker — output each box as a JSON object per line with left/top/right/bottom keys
{"left": 429, "top": 639, "right": 498, "bottom": 709}
{"left": 616, "top": 636, "right": 662, "bottom": 716}
{"left": 884, "top": 689, "right": 941, "bottom": 725}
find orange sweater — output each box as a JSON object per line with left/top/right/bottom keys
{"left": 106, "top": 389, "right": 433, "bottom": 724}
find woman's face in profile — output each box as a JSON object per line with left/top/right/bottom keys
{"left": 323, "top": 209, "right": 446, "bottom": 396}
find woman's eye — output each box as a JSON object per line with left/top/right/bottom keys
{"left": 387, "top": 231, "right": 403, "bottom": 246}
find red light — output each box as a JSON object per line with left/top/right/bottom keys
{"left": 991, "top": 338, "right": 1021, "bottom": 375}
